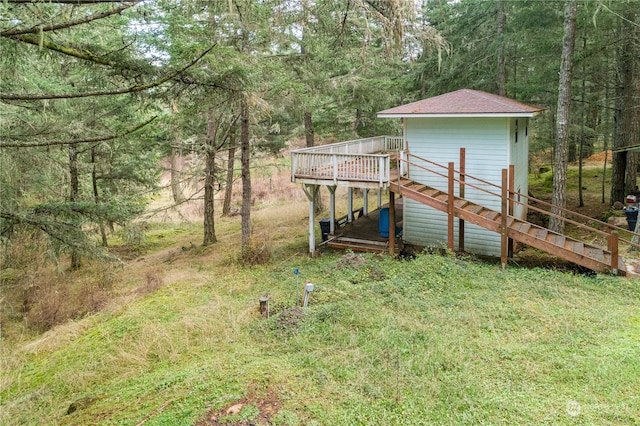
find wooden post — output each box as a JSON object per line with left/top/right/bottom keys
{"left": 259, "top": 297, "right": 270, "bottom": 318}
{"left": 347, "top": 187, "right": 354, "bottom": 222}
{"left": 448, "top": 162, "right": 455, "bottom": 251}
{"left": 501, "top": 169, "right": 508, "bottom": 269}
{"left": 389, "top": 191, "right": 396, "bottom": 255}
{"left": 458, "top": 148, "right": 466, "bottom": 252}
{"left": 302, "top": 184, "right": 317, "bottom": 254}
{"left": 363, "top": 188, "right": 369, "bottom": 216}
{"left": 608, "top": 232, "right": 619, "bottom": 274}
{"left": 508, "top": 164, "right": 515, "bottom": 258}
{"left": 328, "top": 186, "right": 337, "bottom": 234}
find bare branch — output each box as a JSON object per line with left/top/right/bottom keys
{"left": 0, "top": 44, "right": 218, "bottom": 101}
{"left": 0, "top": 116, "right": 157, "bottom": 148}
{"left": 1, "top": 2, "right": 141, "bottom": 37}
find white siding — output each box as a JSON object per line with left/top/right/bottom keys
{"left": 402, "top": 117, "right": 510, "bottom": 257}
{"left": 508, "top": 118, "right": 529, "bottom": 220}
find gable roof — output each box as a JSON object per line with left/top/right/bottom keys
{"left": 377, "top": 89, "right": 546, "bottom": 118}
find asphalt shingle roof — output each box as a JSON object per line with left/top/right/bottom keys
{"left": 378, "top": 89, "right": 545, "bottom": 116}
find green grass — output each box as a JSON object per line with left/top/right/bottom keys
{"left": 2, "top": 244, "right": 639, "bottom": 425}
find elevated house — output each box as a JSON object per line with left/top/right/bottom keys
{"left": 291, "top": 89, "right": 637, "bottom": 275}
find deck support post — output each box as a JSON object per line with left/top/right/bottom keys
{"left": 363, "top": 188, "right": 369, "bottom": 216}
{"left": 348, "top": 187, "right": 354, "bottom": 222}
{"left": 328, "top": 186, "right": 337, "bottom": 234}
{"left": 389, "top": 191, "right": 396, "bottom": 255}
{"left": 377, "top": 188, "right": 382, "bottom": 208}
{"left": 458, "top": 148, "right": 466, "bottom": 252}
{"left": 447, "top": 162, "right": 455, "bottom": 251}
{"left": 608, "top": 232, "right": 619, "bottom": 274}
{"left": 302, "top": 184, "right": 319, "bottom": 254}
{"left": 500, "top": 169, "right": 508, "bottom": 269}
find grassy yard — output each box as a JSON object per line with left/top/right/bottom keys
{"left": 2, "top": 220, "right": 639, "bottom": 424}
{"left": 1, "top": 161, "right": 639, "bottom": 425}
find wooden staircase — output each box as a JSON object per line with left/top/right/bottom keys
{"left": 390, "top": 177, "right": 628, "bottom": 275}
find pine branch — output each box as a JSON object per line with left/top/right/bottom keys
{"left": 0, "top": 44, "right": 218, "bottom": 101}
{"left": 0, "top": 116, "right": 157, "bottom": 148}
{"left": 0, "top": 2, "right": 141, "bottom": 37}
{"left": 6, "top": 33, "right": 127, "bottom": 68}
{"left": 6, "top": 1, "right": 125, "bottom": 3}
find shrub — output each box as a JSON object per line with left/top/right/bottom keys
{"left": 240, "top": 240, "right": 271, "bottom": 265}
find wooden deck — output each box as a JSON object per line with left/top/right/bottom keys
{"left": 291, "top": 135, "right": 404, "bottom": 188}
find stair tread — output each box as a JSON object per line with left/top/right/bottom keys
{"left": 513, "top": 221, "right": 531, "bottom": 233}
{"left": 466, "top": 205, "right": 484, "bottom": 214}
{"left": 529, "top": 228, "right": 548, "bottom": 239}
{"left": 565, "top": 240, "right": 584, "bottom": 254}
{"left": 547, "top": 234, "right": 566, "bottom": 246}
{"left": 479, "top": 210, "right": 499, "bottom": 220}
{"left": 585, "top": 246, "right": 604, "bottom": 261}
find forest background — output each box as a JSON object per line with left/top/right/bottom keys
{"left": 1, "top": 1, "right": 639, "bottom": 310}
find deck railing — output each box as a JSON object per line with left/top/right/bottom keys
{"left": 291, "top": 135, "right": 403, "bottom": 186}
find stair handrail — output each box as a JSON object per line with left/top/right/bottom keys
{"left": 400, "top": 153, "right": 640, "bottom": 252}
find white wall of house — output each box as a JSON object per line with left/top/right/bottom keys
{"left": 508, "top": 117, "right": 530, "bottom": 220}
{"left": 402, "top": 117, "right": 522, "bottom": 257}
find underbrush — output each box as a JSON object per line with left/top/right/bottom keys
{"left": 0, "top": 237, "right": 119, "bottom": 337}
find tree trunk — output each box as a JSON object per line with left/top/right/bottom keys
{"left": 203, "top": 108, "right": 217, "bottom": 246}
{"left": 222, "top": 130, "right": 236, "bottom": 217}
{"left": 91, "top": 147, "right": 108, "bottom": 247}
{"left": 496, "top": 0, "right": 507, "bottom": 97}
{"left": 610, "top": 5, "right": 639, "bottom": 204}
{"left": 304, "top": 111, "right": 324, "bottom": 214}
{"left": 549, "top": 0, "right": 577, "bottom": 234}
{"left": 304, "top": 111, "right": 314, "bottom": 148}
{"left": 240, "top": 100, "right": 252, "bottom": 249}
{"left": 170, "top": 99, "right": 186, "bottom": 204}
{"left": 170, "top": 147, "right": 186, "bottom": 204}
{"left": 578, "top": 36, "right": 586, "bottom": 208}
{"left": 69, "top": 144, "right": 81, "bottom": 269}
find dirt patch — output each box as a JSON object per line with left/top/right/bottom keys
{"left": 336, "top": 251, "right": 367, "bottom": 269}
{"left": 273, "top": 307, "right": 306, "bottom": 332}
{"left": 586, "top": 150, "right": 612, "bottom": 162}
{"left": 195, "top": 388, "right": 282, "bottom": 426}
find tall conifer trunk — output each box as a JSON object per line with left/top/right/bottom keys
{"left": 611, "top": 6, "right": 640, "bottom": 202}
{"left": 240, "top": 101, "right": 252, "bottom": 249}
{"left": 496, "top": 0, "right": 507, "bottom": 96}
{"left": 203, "top": 108, "right": 218, "bottom": 246}
{"left": 549, "top": 0, "right": 577, "bottom": 234}
{"left": 222, "top": 130, "right": 236, "bottom": 217}
{"left": 69, "top": 144, "right": 81, "bottom": 269}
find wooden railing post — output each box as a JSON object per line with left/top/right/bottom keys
{"left": 459, "top": 148, "right": 466, "bottom": 252}
{"left": 448, "top": 162, "right": 455, "bottom": 251}
{"left": 608, "top": 232, "right": 619, "bottom": 274}
{"left": 501, "top": 169, "right": 508, "bottom": 269}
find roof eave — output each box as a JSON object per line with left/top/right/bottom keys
{"left": 377, "top": 112, "right": 540, "bottom": 118}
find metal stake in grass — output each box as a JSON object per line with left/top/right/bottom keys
{"left": 294, "top": 267, "right": 301, "bottom": 305}
{"left": 303, "top": 281, "right": 314, "bottom": 307}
